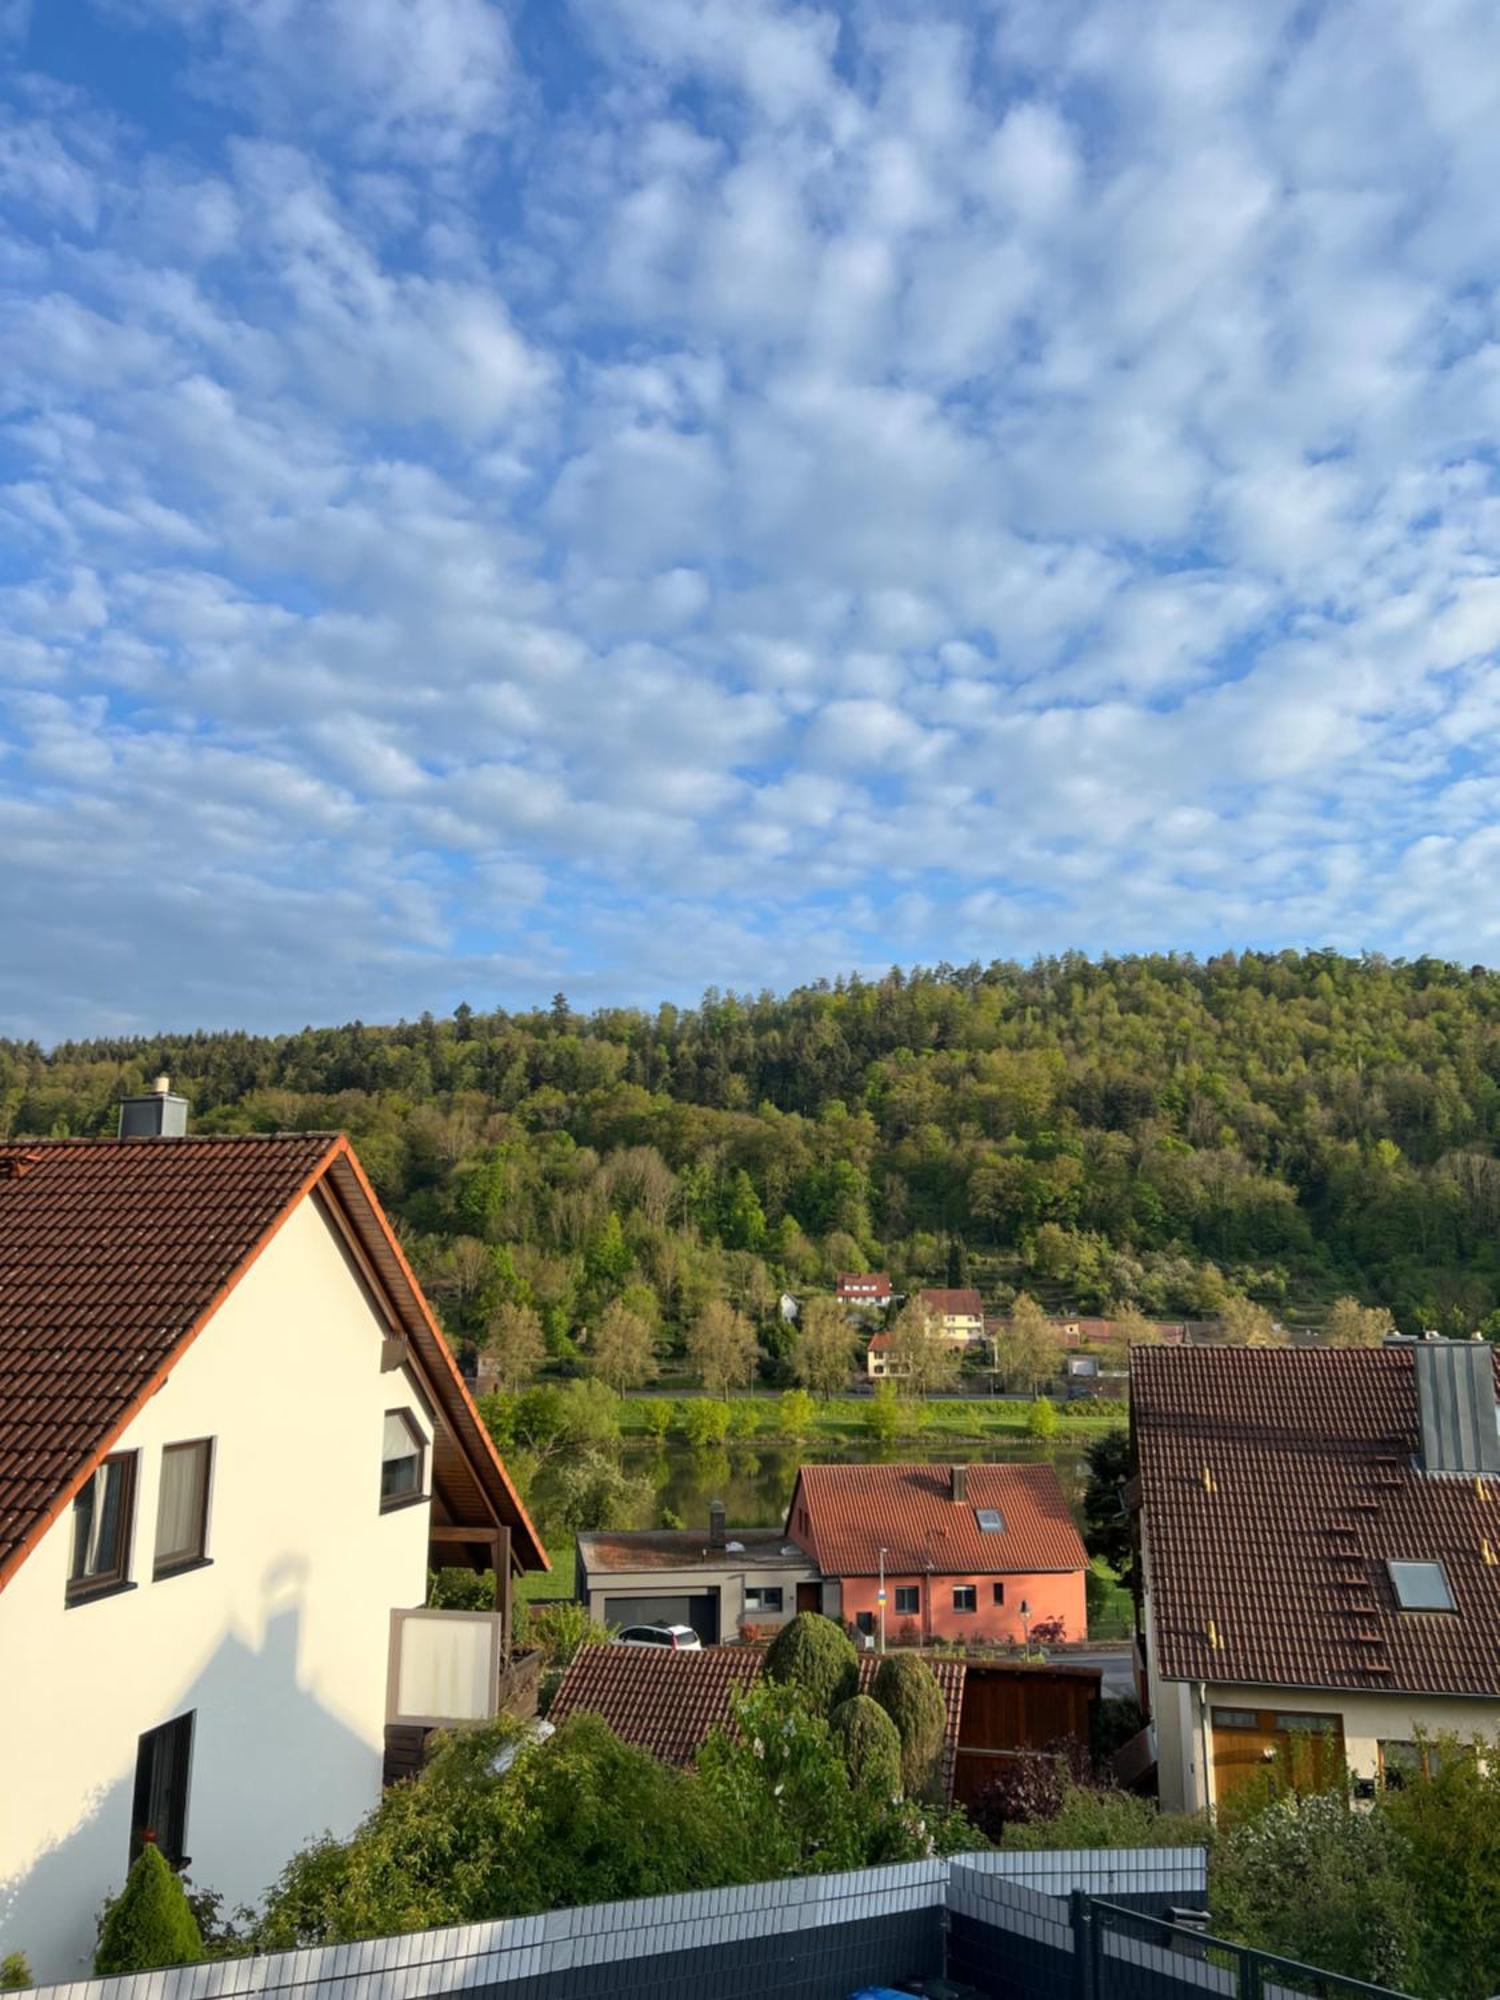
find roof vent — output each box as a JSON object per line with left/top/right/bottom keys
{"left": 118, "top": 1076, "right": 189, "bottom": 1140}
{"left": 1414, "top": 1338, "right": 1500, "bottom": 1476}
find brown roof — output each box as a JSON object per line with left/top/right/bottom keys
{"left": 548, "top": 1642, "right": 966, "bottom": 1794}
{"left": 788, "top": 1462, "right": 1088, "bottom": 1577}
{"left": 838, "top": 1273, "right": 892, "bottom": 1294}
{"left": 0, "top": 1134, "right": 546, "bottom": 1588}
{"left": 919, "top": 1289, "right": 984, "bottom": 1316}
{"left": 578, "top": 1528, "right": 814, "bottom": 1574}
{"left": 1134, "top": 1345, "right": 1500, "bottom": 1697}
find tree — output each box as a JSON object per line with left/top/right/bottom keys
{"left": 992, "top": 1291, "right": 1057, "bottom": 1394}
{"left": 687, "top": 1299, "right": 757, "bottom": 1399}
{"left": 777, "top": 1388, "right": 816, "bottom": 1440}
{"left": 885, "top": 1298, "right": 962, "bottom": 1397}
{"left": 829, "top": 1695, "right": 903, "bottom": 1799}
{"left": 763, "top": 1612, "right": 859, "bottom": 1714}
{"left": 1027, "top": 1395, "right": 1059, "bottom": 1439}
{"left": 1081, "top": 1428, "right": 1133, "bottom": 1583}
{"left": 638, "top": 1396, "right": 674, "bottom": 1440}
{"left": 1106, "top": 1302, "right": 1157, "bottom": 1352}
{"left": 586, "top": 1299, "right": 657, "bottom": 1392}
{"left": 871, "top": 1654, "right": 947, "bottom": 1798}
{"left": 1219, "top": 1293, "right": 1286, "bottom": 1347}
{"left": 479, "top": 1301, "right": 545, "bottom": 1392}
{"left": 1324, "top": 1295, "right": 1397, "bottom": 1348}
{"left": 863, "top": 1380, "right": 901, "bottom": 1447}
{"left": 550, "top": 1448, "right": 651, "bottom": 1534}
{"left": 679, "top": 1397, "right": 732, "bottom": 1446}
{"left": 792, "top": 1295, "right": 857, "bottom": 1397}
{"left": 1383, "top": 1733, "right": 1500, "bottom": 2000}
{"left": 95, "top": 1841, "right": 205, "bottom": 1974}
{"left": 696, "top": 1683, "right": 869, "bottom": 1878}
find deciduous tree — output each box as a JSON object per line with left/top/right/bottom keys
{"left": 687, "top": 1299, "right": 757, "bottom": 1399}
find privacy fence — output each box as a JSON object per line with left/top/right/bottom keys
{"left": 25, "top": 1846, "right": 1409, "bottom": 2000}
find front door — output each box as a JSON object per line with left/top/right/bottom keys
{"left": 1211, "top": 1706, "right": 1345, "bottom": 1807}
{"left": 796, "top": 1581, "right": 821, "bottom": 1614}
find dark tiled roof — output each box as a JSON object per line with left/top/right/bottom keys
{"left": 578, "top": 1528, "right": 813, "bottom": 1574}
{"left": 0, "top": 1134, "right": 545, "bottom": 1586}
{"left": 1134, "top": 1345, "right": 1500, "bottom": 1697}
{"left": 548, "top": 1642, "right": 967, "bottom": 1795}
{"left": 790, "top": 1462, "right": 1088, "bottom": 1578}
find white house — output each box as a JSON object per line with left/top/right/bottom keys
{"left": 0, "top": 1095, "right": 546, "bottom": 1981}
{"left": 1133, "top": 1339, "right": 1500, "bottom": 1814}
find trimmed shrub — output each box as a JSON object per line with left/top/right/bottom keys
{"left": 1026, "top": 1396, "right": 1059, "bottom": 1439}
{"left": 763, "top": 1612, "right": 859, "bottom": 1714}
{"left": 829, "top": 1695, "right": 903, "bottom": 1799}
{"left": 95, "top": 1841, "right": 206, "bottom": 1974}
{"left": 871, "top": 1653, "right": 947, "bottom": 1797}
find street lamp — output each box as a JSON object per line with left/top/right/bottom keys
{"left": 877, "top": 1547, "right": 888, "bottom": 1654}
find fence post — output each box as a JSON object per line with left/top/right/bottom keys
{"left": 1238, "top": 1947, "right": 1263, "bottom": 2000}
{"left": 1070, "top": 1891, "right": 1096, "bottom": 2000}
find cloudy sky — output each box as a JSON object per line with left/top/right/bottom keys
{"left": 4, "top": 0, "right": 1500, "bottom": 1040}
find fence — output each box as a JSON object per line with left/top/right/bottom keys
{"left": 1083, "top": 1899, "right": 1415, "bottom": 2000}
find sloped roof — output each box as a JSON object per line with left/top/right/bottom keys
{"left": 919, "top": 1289, "right": 984, "bottom": 1316}
{"left": 788, "top": 1462, "right": 1088, "bottom": 1577}
{"left": 0, "top": 1133, "right": 546, "bottom": 1588}
{"left": 549, "top": 1642, "right": 967, "bottom": 1794}
{"left": 1133, "top": 1345, "right": 1500, "bottom": 1696}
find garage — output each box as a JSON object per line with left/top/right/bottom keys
{"left": 602, "top": 1591, "right": 721, "bottom": 1644}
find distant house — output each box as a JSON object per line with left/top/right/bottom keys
{"left": 549, "top": 1642, "right": 968, "bottom": 1797}
{"left": 865, "top": 1330, "right": 908, "bottom": 1379}
{"left": 918, "top": 1288, "right": 986, "bottom": 1345}
{"left": 1134, "top": 1340, "right": 1500, "bottom": 1814}
{"left": 786, "top": 1462, "right": 1088, "bottom": 1649}
{"left": 575, "top": 1504, "right": 825, "bottom": 1643}
{"left": 0, "top": 1098, "right": 545, "bottom": 1981}
{"left": 779, "top": 1291, "right": 799, "bottom": 1322}
{"left": 838, "top": 1272, "right": 894, "bottom": 1310}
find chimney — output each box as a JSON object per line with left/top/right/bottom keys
{"left": 1414, "top": 1337, "right": 1500, "bottom": 1475}
{"left": 118, "top": 1075, "right": 189, "bottom": 1140}
{"left": 950, "top": 1465, "right": 967, "bottom": 1503}
{"left": 708, "top": 1499, "right": 726, "bottom": 1549}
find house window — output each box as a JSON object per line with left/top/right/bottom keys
{"left": 67, "top": 1453, "right": 136, "bottom": 1603}
{"left": 1378, "top": 1740, "right": 1422, "bottom": 1790}
{"left": 154, "top": 1441, "right": 213, "bottom": 1578}
{"left": 131, "top": 1712, "right": 194, "bottom": 1867}
{"left": 381, "top": 1410, "right": 427, "bottom": 1510}
{"left": 894, "top": 1586, "right": 920, "bottom": 1616}
{"left": 953, "top": 1585, "right": 977, "bottom": 1613}
{"left": 1388, "top": 1560, "right": 1455, "bottom": 1611}
{"left": 975, "top": 1509, "right": 1005, "bottom": 1533}
{"left": 746, "top": 1587, "right": 784, "bottom": 1613}
{"left": 992, "top": 1582, "right": 1005, "bottom": 1605}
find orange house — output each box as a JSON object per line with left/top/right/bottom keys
{"left": 785, "top": 1462, "right": 1088, "bottom": 1649}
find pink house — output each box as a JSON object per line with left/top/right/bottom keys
{"left": 785, "top": 1462, "right": 1088, "bottom": 1649}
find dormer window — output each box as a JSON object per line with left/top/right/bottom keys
{"left": 381, "top": 1410, "right": 428, "bottom": 1511}
{"left": 1388, "top": 1560, "right": 1455, "bottom": 1612}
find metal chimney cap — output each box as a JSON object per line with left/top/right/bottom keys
{"left": 152, "top": 1073, "right": 171, "bottom": 1095}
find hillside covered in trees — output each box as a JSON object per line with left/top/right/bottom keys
{"left": 7, "top": 951, "right": 1500, "bottom": 1368}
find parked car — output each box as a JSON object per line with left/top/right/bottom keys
{"left": 613, "top": 1623, "right": 703, "bottom": 1650}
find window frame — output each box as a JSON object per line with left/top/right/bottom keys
{"left": 66, "top": 1451, "right": 138, "bottom": 1605}
{"left": 153, "top": 1439, "right": 214, "bottom": 1581}
{"left": 745, "top": 1586, "right": 784, "bottom": 1614}
{"left": 894, "top": 1585, "right": 920, "bottom": 1616}
{"left": 992, "top": 1581, "right": 1006, "bottom": 1605}
{"left": 1387, "top": 1559, "right": 1456, "bottom": 1612}
{"left": 952, "top": 1584, "right": 978, "bottom": 1614}
{"left": 131, "top": 1711, "right": 194, "bottom": 1869}
{"left": 380, "top": 1407, "right": 429, "bottom": 1513}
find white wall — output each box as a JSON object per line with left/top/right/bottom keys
{"left": 0, "top": 1196, "right": 433, "bottom": 1982}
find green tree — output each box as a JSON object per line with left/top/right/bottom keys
{"left": 687, "top": 1299, "right": 758, "bottom": 1399}
{"left": 680, "top": 1397, "right": 732, "bottom": 1447}
{"left": 584, "top": 1211, "right": 633, "bottom": 1291}
{"left": 829, "top": 1694, "right": 903, "bottom": 1799}
{"left": 763, "top": 1611, "right": 859, "bottom": 1714}
{"left": 95, "top": 1842, "right": 206, "bottom": 1974}
{"left": 1324, "top": 1295, "right": 1397, "bottom": 1348}
{"left": 550, "top": 1448, "right": 650, "bottom": 1533}
{"left": 1383, "top": 1734, "right": 1500, "bottom": 2000}
{"left": 479, "top": 1301, "right": 545, "bottom": 1392}
{"left": 586, "top": 1299, "right": 657, "bottom": 1392}
{"left": 863, "top": 1380, "right": 901, "bottom": 1448}
{"left": 885, "top": 1298, "right": 961, "bottom": 1396}
{"left": 993, "top": 1292, "right": 1057, "bottom": 1394}
{"left": 638, "top": 1396, "right": 673, "bottom": 1440}
{"left": 791, "top": 1295, "right": 857, "bottom": 1397}
{"left": 777, "top": 1388, "right": 816, "bottom": 1440}
{"left": 1080, "top": 1428, "right": 1133, "bottom": 1583}
{"left": 1027, "top": 1395, "right": 1059, "bottom": 1439}
{"left": 697, "top": 1684, "right": 867, "bottom": 1877}
{"left": 871, "top": 1653, "right": 947, "bottom": 1798}
{"left": 1219, "top": 1293, "right": 1286, "bottom": 1347}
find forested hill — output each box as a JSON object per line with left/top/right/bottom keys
{"left": 8, "top": 951, "right": 1500, "bottom": 1352}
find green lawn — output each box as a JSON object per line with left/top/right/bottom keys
{"left": 517, "top": 1532, "right": 575, "bottom": 1604}
{"left": 615, "top": 1392, "right": 1124, "bottom": 1445}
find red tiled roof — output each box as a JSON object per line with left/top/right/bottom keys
{"left": 548, "top": 1642, "right": 967, "bottom": 1795}
{"left": 1134, "top": 1345, "right": 1500, "bottom": 1697}
{"left": 788, "top": 1462, "right": 1088, "bottom": 1577}
{"left": 838, "top": 1273, "right": 892, "bottom": 1293}
{"left": 0, "top": 1134, "right": 545, "bottom": 1588}
{"left": 919, "top": 1289, "right": 984, "bottom": 1316}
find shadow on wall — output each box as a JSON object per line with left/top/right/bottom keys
{"left": 1, "top": 1575, "right": 379, "bottom": 1984}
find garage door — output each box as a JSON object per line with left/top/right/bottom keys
{"left": 603, "top": 1592, "right": 720, "bottom": 1644}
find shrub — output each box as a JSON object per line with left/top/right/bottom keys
{"left": 95, "top": 1841, "right": 206, "bottom": 1974}
{"left": 776, "top": 1388, "right": 815, "bottom": 1440}
{"left": 862, "top": 1382, "right": 900, "bottom": 1447}
{"left": 871, "top": 1653, "right": 947, "bottom": 1797}
{"left": 1026, "top": 1396, "right": 1059, "bottom": 1439}
{"left": 638, "top": 1398, "right": 674, "bottom": 1440}
{"left": 973, "top": 1754, "right": 1068, "bottom": 1841}
{"left": 519, "top": 1599, "right": 608, "bottom": 1667}
{"left": 680, "top": 1399, "right": 731, "bottom": 1447}
{"left": 428, "top": 1566, "right": 498, "bottom": 1611}
{"left": 1382, "top": 1733, "right": 1500, "bottom": 2000}
{"left": 727, "top": 1397, "right": 762, "bottom": 1438}
{"left": 1, "top": 1954, "right": 32, "bottom": 1991}
{"left": 763, "top": 1612, "right": 859, "bottom": 1714}
{"left": 829, "top": 1695, "right": 903, "bottom": 1799}
{"left": 1000, "top": 1782, "right": 1207, "bottom": 1851}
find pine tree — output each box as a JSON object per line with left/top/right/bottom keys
{"left": 94, "top": 1841, "right": 205, "bottom": 1975}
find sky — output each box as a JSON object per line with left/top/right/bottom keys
{"left": 4, "top": 0, "right": 1500, "bottom": 1042}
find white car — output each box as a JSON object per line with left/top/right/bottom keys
{"left": 613, "top": 1623, "right": 703, "bottom": 1650}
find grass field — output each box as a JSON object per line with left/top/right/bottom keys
{"left": 615, "top": 1392, "right": 1125, "bottom": 1446}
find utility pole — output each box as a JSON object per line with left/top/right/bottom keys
{"left": 877, "top": 1547, "right": 888, "bottom": 1654}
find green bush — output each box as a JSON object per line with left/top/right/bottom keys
{"left": 829, "top": 1695, "right": 903, "bottom": 1799}
{"left": 727, "top": 1398, "right": 763, "bottom": 1438}
{"left": 0, "top": 1953, "right": 32, "bottom": 1991}
{"left": 871, "top": 1653, "right": 947, "bottom": 1797}
{"left": 1000, "top": 1782, "right": 1207, "bottom": 1851}
{"left": 1383, "top": 1734, "right": 1500, "bottom": 2000}
{"left": 427, "top": 1566, "right": 498, "bottom": 1611}
{"left": 763, "top": 1612, "right": 859, "bottom": 1714}
{"left": 862, "top": 1382, "right": 900, "bottom": 1447}
{"left": 1026, "top": 1396, "right": 1059, "bottom": 1439}
{"left": 677, "top": 1398, "right": 731, "bottom": 1446}
{"left": 638, "top": 1397, "right": 674, "bottom": 1440}
{"left": 776, "top": 1388, "right": 815, "bottom": 1440}
{"left": 95, "top": 1842, "right": 206, "bottom": 1974}
{"left": 518, "top": 1598, "right": 608, "bottom": 1666}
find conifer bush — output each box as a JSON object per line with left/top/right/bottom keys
{"left": 829, "top": 1695, "right": 903, "bottom": 1799}
{"left": 94, "top": 1841, "right": 205, "bottom": 1975}
{"left": 762, "top": 1611, "right": 859, "bottom": 1713}
{"left": 871, "top": 1653, "right": 947, "bottom": 1796}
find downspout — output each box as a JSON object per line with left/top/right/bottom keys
{"left": 1198, "top": 1680, "right": 1214, "bottom": 1821}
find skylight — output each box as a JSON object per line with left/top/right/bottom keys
{"left": 1388, "top": 1560, "right": 1455, "bottom": 1612}
{"left": 975, "top": 1508, "right": 1005, "bottom": 1533}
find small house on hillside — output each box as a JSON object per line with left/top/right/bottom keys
{"left": 837, "top": 1272, "right": 894, "bottom": 1310}
{"left": 0, "top": 1091, "right": 545, "bottom": 1981}
{"left": 785, "top": 1462, "right": 1088, "bottom": 1648}
{"left": 1134, "top": 1339, "right": 1500, "bottom": 1812}
{"left": 918, "top": 1289, "right": 986, "bottom": 1345}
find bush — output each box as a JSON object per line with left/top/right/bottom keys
{"left": 95, "top": 1842, "right": 206, "bottom": 1974}
{"left": 0, "top": 1954, "right": 32, "bottom": 1991}
{"left": 999, "top": 1782, "right": 1207, "bottom": 1851}
{"left": 973, "top": 1754, "right": 1068, "bottom": 1841}
{"left": 1382, "top": 1734, "right": 1500, "bottom": 1999}
{"left": 871, "top": 1653, "right": 947, "bottom": 1797}
{"left": 763, "top": 1612, "right": 859, "bottom": 1714}
{"left": 518, "top": 1599, "right": 608, "bottom": 1666}
{"left": 428, "top": 1566, "right": 498, "bottom": 1611}
{"left": 638, "top": 1398, "right": 674, "bottom": 1440}
{"left": 776, "top": 1388, "right": 815, "bottom": 1440}
{"left": 829, "top": 1695, "right": 903, "bottom": 1799}
{"left": 1026, "top": 1396, "right": 1059, "bottom": 1439}
{"left": 727, "top": 1398, "right": 763, "bottom": 1438}
{"left": 679, "top": 1398, "right": 731, "bottom": 1447}
{"left": 863, "top": 1381, "right": 900, "bottom": 1447}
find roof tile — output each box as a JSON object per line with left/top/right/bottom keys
{"left": 790, "top": 1462, "right": 1088, "bottom": 1577}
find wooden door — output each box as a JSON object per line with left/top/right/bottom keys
{"left": 796, "top": 1581, "right": 821, "bottom": 1614}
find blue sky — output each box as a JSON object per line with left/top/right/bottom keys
{"left": 4, "top": 0, "right": 1500, "bottom": 1041}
